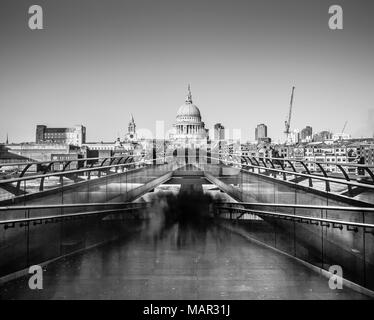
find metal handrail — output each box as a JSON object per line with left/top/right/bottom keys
{"left": 0, "top": 154, "right": 133, "bottom": 169}
{"left": 215, "top": 202, "right": 374, "bottom": 212}
{"left": 220, "top": 153, "right": 374, "bottom": 169}
{"left": 0, "top": 205, "right": 149, "bottom": 226}
{"left": 204, "top": 156, "right": 374, "bottom": 190}
{"left": 214, "top": 206, "right": 374, "bottom": 229}
{"left": 255, "top": 156, "right": 374, "bottom": 169}
{"left": 0, "top": 156, "right": 173, "bottom": 185}
{"left": 0, "top": 202, "right": 147, "bottom": 211}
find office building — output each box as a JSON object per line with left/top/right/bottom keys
{"left": 36, "top": 125, "right": 86, "bottom": 146}
{"left": 214, "top": 123, "right": 225, "bottom": 141}
{"left": 255, "top": 123, "right": 267, "bottom": 142}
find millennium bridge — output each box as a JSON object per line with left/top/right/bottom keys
{"left": 0, "top": 144, "right": 374, "bottom": 299}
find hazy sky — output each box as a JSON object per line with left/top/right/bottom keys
{"left": 1, "top": 0, "right": 373, "bottom": 143}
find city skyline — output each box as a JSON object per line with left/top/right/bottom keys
{"left": 1, "top": 0, "right": 374, "bottom": 143}
{"left": 1, "top": 0, "right": 374, "bottom": 303}
{"left": 2, "top": 97, "right": 373, "bottom": 144}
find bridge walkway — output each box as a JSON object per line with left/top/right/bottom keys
{"left": 0, "top": 224, "right": 369, "bottom": 300}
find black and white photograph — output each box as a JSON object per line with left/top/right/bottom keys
{"left": 0, "top": 0, "right": 374, "bottom": 307}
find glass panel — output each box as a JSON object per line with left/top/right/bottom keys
{"left": 294, "top": 207, "right": 323, "bottom": 268}
{"left": 28, "top": 208, "right": 61, "bottom": 266}
{"left": 274, "top": 219, "right": 295, "bottom": 256}
{"left": 364, "top": 210, "right": 374, "bottom": 291}
{"left": 322, "top": 208, "right": 365, "bottom": 287}
{"left": 0, "top": 219, "right": 27, "bottom": 277}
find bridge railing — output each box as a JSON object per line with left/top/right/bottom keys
{"left": 0, "top": 154, "right": 139, "bottom": 179}
{"left": 0, "top": 202, "right": 149, "bottom": 280}
{"left": 203, "top": 155, "right": 374, "bottom": 203}
{"left": 214, "top": 201, "right": 374, "bottom": 294}
{"left": 213, "top": 152, "right": 374, "bottom": 183}
{"left": 249, "top": 155, "right": 373, "bottom": 183}
{"left": 0, "top": 156, "right": 175, "bottom": 203}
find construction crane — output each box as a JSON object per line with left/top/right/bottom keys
{"left": 284, "top": 86, "right": 295, "bottom": 143}
{"left": 341, "top": 120, "right": 348, "bottom": 133}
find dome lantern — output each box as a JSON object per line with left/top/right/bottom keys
{"left": 185, "top": 84, "right": 193, "bottom": 103}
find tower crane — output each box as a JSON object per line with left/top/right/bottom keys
{"left": 284, "top": 86, "right": 295, "bottom": 143}
{"left": 341, "top": 120, "right": 348, "bottom": 133}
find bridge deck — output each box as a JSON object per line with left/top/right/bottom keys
{"left": 0, "top": 225, "right": 368, "bottom": 300}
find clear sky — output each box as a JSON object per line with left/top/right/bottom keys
{"left": 0, "top": 0, "right": 373, "bottom": 143}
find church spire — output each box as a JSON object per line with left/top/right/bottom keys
{"left": 186, "top": 84, "right": 193, "bottom": 103}
{"left": 6, "top": 133, "right": 8, "bottom": 144}
{"left": 128, "top": 113, "right": 136, "bottom": 135}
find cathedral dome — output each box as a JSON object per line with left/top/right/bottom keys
{"left": 177, "top": 103, "right": 201, "bottom": 118}
{"left": 172, "top": 84, "right": 207, "bottom": 142}
{"left": 176, "top": 84, "right": 202, "bottom": 121}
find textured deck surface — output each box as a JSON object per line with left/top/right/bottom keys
{"left": 0, "top": 225, "right": 370, "bottom": 300}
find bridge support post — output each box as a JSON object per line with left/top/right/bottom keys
{"left": 316, "top": 163, "right": 330, "bottom": 192}
{"left": 152, "top": 139, "right": 156, "bottom": 165}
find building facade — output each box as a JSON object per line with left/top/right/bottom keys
{"left": 255, "top": 123, "right": 267, "bottom": 142}
{"left": 171, "top": 85, "right": 208, "bottom": 142}
{"left": 214, "top": 123, "right": 225, "bottom": 141}
{"left": 288, "top": 129, "right": 300, "bottom": 145}
{"left": 359, "top": 143, "right": 374, "bottom": 166}
{"left": 332, "top": 133, "right": 351, "bottom": 141}
{"left": 0, "top": 144, "right": 29, "bottom": 166}
{"left": 36, "top": 125, "right": 86, "bottom": 146}
{"left": 313, "top": 130, "right": 332, "bottom": 142}
{"left": 3, "top": 143, "right": 82, "bottom": 171}
{"left": 300, "top": 126, "right": 313, "bottom": 142}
